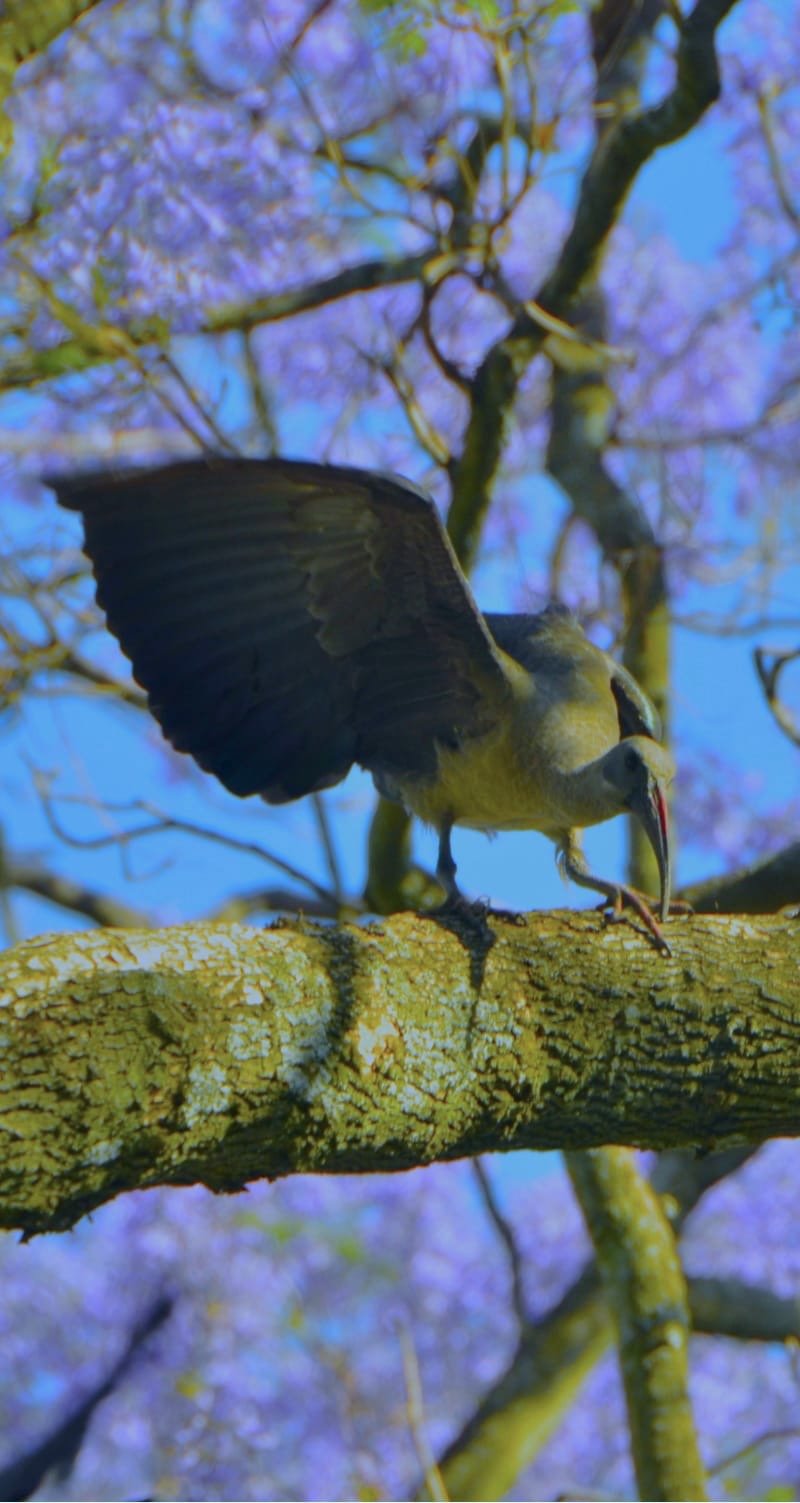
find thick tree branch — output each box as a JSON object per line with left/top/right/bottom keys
{"left": 681, "top": 841, "right": 800, "bottom": 914}
{"left": 0, "top": 913, "right": 797, "bottom": 1236}
{"left": 435, "top": 1147, "right": 755, "bottom": 1501}
{"left": 535, "top": 0, "right": 737, "bottom": 318}
{"left": 690, "top": 1275, "right": 800, "bottom": 1342}
{"left": 567, "top": 1148, "right": 708, "bottom": 1500}
{"left": 450, "top": 0, "right": 737, "bottom": 557}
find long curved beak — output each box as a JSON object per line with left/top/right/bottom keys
{"left": 630, "top": 774, "right": 671, "bottom": 921}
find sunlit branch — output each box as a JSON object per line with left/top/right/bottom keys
{"left": 364, "top": 347, "right": 452, "bottom": 467}
{"left": 2, "top": 916, "right": 797, "bottom": 1237}
{"left": 434, "top": 1148, "right": 755, "bottom": 1500}
{"left": 0, "top": 252, "right": 436, "bottom": 391}
{"left": 400, "top": 1324, "right": 449, "bottom": 1503}
{"left": 0, "top": 1, "right": 106, "bottom": 158}
{"left": 567, "top": 1148, "right": 708, "bottom": 1501}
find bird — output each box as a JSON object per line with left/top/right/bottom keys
{"left": 51, "top": 456, "right": 674, "bottom": 946}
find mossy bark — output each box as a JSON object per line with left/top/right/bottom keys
{"left": 0, "top": 911, "right": 798, "bottom": 1234}
{"left": 568, "top": 1149, "right": 708, "bottom": 1500}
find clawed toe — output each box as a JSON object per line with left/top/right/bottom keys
{"left": 666, "top": 898, "right": 693, "bottom": 916}
{"left": 492, "top": 907, "right": 527, "bottom": 926}
{"left": 432, "top": 893, "right": 523, "bottom": 932}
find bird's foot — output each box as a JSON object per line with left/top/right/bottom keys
{"left": 490, "top": 906, "right": 527, "bottom": 927}
{"left": 596, "top": 890, "right": 692, "bottom": 920}
{"left": 598, "top": 885, "right": 672, "bottom": 956}
{"left": 665, "top": 898, "right": 694, "bottom": 916}
{"left": 432, "top": 893, "right": 523, "bottom": 933}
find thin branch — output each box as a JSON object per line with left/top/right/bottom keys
{"left": 156, "top": 350, "right": 240, "bottom": 456}
{"left": 472, "top": 1159, "right": 528, "bottom": 1328}
{"left": 208, "top": 885, "right": 346, "bottom": 922}
{"left": 3, "top": 861, "right": 152, "bottom": 929}
{"left": 757, "top": 86, "right": 800, "bottom": 232}
{"left": 709, "top": 1426, "right": 800, "bottom": 1480}
{"left": 36, "top": 785, "right": 338, "bottom": 907}
{"left": 0, "top": 252, "right": 437, "bottom": 392}
{"left": 0, "top": 1293, "right": 173, "bottom": 1500}
{"left": 399, "top": 1325, "right": 449, "bottom": 1503}
{"left": 754, "top": 646, "right": 800, "bottom": 750}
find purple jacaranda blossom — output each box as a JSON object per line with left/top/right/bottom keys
{"left": 677, "top": 752, "right": 800, "bottom": 868}
{"left": 2, "top": 1147, "right": 800, "bottom": 1501}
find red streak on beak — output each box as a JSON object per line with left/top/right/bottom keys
{"left": 654, "top": 783, "right": 669, "bottom": 845}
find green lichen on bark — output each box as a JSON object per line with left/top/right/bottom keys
{"left": 0, "top": 911, "right": 798, "bottom": 1235}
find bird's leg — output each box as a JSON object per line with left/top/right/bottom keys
{"left": 436, "top": 817, "right": 460, "bottom": 903}
{"left": 559, "top": 833, "right": 671, "bottom": 955}
{"left": 433, "top": 817, "right": 489, "bottom": 928}
{"left": 433, "top": 818, "right": 525, "bottom": 927}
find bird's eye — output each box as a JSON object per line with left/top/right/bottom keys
{"left": 624, "top": 748, "right": 639, "bottom": 772}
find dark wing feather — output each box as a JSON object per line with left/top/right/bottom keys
{"left": 52, "top": 458, "right": 510, "bottom": 801}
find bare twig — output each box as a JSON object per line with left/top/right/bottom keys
{"left": 709, "top": 1425, "right": 800, "bottom": 1480}
{"left": 754, "top": 646, "right": 800, "bottom": 749}
{"left": 399, "top": 1324, "right": 449, "bottom": 1503}
{"left": 472, "top": 1159, "right": 528, "bottom": 1328}
{"left": 35, "top": 783, "right": 338, "bottom": 906}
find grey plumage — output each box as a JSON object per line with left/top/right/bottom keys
{"left": 52, "top": 456, "right": 674, "bottom": 940}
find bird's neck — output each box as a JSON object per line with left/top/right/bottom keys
{"left": 545, "top": 751, "right": 621, "bottom": 832}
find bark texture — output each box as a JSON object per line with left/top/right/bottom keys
{"left": 567, "top": 1148, "right": 708, "bottom": 1500}
{"left": 0, "top": 912, "right": 798, "bottom": 1234}
{"left": 434, "top": 1146, "right": 755, "bottom": 1500}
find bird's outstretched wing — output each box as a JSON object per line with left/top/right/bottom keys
{"left": 52, "top": 458, "right": 511, "bottom": 801}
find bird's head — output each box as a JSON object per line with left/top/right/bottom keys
{"left": 601, "top": 736, "right": 675, "bottom": 920}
